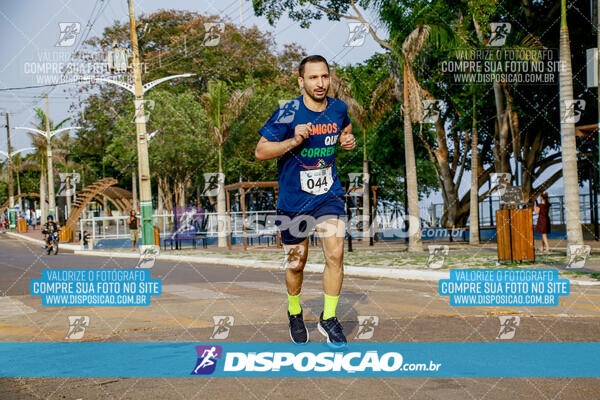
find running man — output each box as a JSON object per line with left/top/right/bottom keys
{"left": 255, "top": 55, "right": 356, "bottom": 346}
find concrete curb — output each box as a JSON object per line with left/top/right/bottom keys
{"left": 6, "top": 231, "right": 82, "bottom": 251}
{"left": 73, "top": 249, "right": 449, "bottom": 282}
{"left": 71, "top": 249, "right": 600, "bottom": 286}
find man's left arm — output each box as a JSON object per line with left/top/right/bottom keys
{"left": 340, "top": 122, "right": 355, "bottom": 150}
{"left": 339, "top": 105, "right": 355, "bottom": 150}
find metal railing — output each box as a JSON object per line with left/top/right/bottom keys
{"left": 79, "top": 211, "right": 281, "bottom": 242}
{"left": 76, "top": 193, "right": 600, "bottom": 246}
{"left": 426, "top": 194, "right": 598, "bottom": 227}
{"left": 78, "top": 208, "right": 414, "bottom": 243}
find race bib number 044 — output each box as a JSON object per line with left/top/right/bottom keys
{"left": 300, "top": 167, "right": 333, "bottom": 195}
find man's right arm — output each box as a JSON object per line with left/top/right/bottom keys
{"left": 255, "top": 123, "right": 312, "bottom": 161}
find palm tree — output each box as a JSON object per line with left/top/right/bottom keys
{"left": 330, "top": 70, "right": 396, "bottom": 243}
{"left": 469, "top": 90, "right": 480, "bottom": 245}
{"left": 201, "top": 80, "right": 253, "bottom": 247}
{"left": 20, "top": 108, "right": 70, "bottom": 223}
{"left": 398, "top": 25, "right": 434, "bottom": 252}
{"left": 558, "top": 0, "right": 584, "bottom": 248}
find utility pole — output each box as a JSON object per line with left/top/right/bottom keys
{"left": 45, "top": 94, "right": 56, "bottom": 218}
{"left": 5, "top": 113, "right": 16, "bottom": 230}
{"left": 597, "top": 0, "right": 600, "bottom": 239}
{"left": 128, "top": 0, "right": 153, "bottom": 246}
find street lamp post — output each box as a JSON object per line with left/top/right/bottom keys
{"left": 14, "top": 126, "right": 81, "bottom": 220}
{"left": 0, "top": 147, "right": 35, "bottom": 230}
{"left": 80, "top": 9, "right": 192, "bottom": 248}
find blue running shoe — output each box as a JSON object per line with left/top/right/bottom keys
{"left": 288, "top": 309, "right": 309, "bottom": 344}
{"left": 318, "top": 311, "right": 347, "bottom": 348}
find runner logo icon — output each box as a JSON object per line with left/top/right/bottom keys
{"left": 275, "top": 100, "right": 299, "bottom": 124}
{"left": 354, "top": 316, "right": 379, "bottom": 339}
{"left": 191, "top": 345, "right": 223, "bottom": 375}
{"left": 427, "top": 245, "right": 449, "bottom": 269}
{"left": 65, "top": 316, "right": 89, "bottom": 340}
{"left": 210, "top": 316, "right": 234, "bottom": 339}
{"left": 496, "top": 316, "right": 520, "bottom": 339}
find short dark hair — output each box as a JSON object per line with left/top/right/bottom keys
{"left": 541, "top": 192, "right": 550, "bottom": 203}
{"left": 299, "top": 55, "right": 329, "bottom": 77}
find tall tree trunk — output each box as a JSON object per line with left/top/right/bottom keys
{"left": 403, "top": 67, "right": 423, "bottom": 252}
{"left": 158, "top": 177, "right": 173, "bottom": 212}
{"left": 174, "top": 179, "right": 186, "bottom": 207}
{"left": 433, "top": 120, "right": 459, "bottom": 228}
{"left": 470, "top": 91, "right": 480, "bottom": 244}
{"left": 362, "top": 159, "right": 371, "bottom": 242}
{"left": 559, "top": 0, "right": 584, "bottom": 247}
{"left": 493, "top": 82, "right": 511, "bottom": 174}
{"left": 473, "top": 15, "right": 511, "bottom": 176}
{"left": 217, "top": 146, "right": 227, "bottom": 247}
{"left": 157, "top": 177, "right": 165, "bottom": 215}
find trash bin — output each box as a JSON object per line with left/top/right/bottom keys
{"left": 496, "top": 208, "right": 534, "bottom": 262}
{"left": 17, "top": 219, "right": 28, "bottom": 233}
{"left": 59, "top": 227, "right": 71, "bottom": 242}
{"left": 154, "top": 227, "right": 160, "bottom": 246}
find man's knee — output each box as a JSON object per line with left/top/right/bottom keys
{"left": 324, "top": 249, "right": 343, "bottom": 269}
{"left": 283, "top": 242, "right": 307, "bottom": 271}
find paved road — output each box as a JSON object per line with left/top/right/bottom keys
{"left": 1, "top": 234, "right": 600, "bottom": 399}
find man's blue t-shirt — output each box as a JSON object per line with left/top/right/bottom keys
{"left": 259, "top": 95, "right": 351, "bottom": 212}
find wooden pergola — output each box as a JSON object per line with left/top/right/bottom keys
{"left": 224, "top": 181, "right": 279, "bottom": 250}
{"left": 576, "top": 123, "right": 598, "bottom": 137}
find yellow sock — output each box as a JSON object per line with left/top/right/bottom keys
{"left": 287, "top": 292, "right": 301, "bottom": 315}
{"left": 323, "top": 293, "right": 339, "bottom": 320}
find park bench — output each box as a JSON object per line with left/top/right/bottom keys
{"left": 163, "top": 234, "right": 208, "bottom": 250}
{"left": 246, "top": 227, "right": 279, "bottom": 247}
{"left": 448, "top": 227, "right": 468, "bottom": 242}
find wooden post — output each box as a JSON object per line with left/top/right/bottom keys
{"left": 226, "top": 189, "right": 232, "bottom": 250}
{"left": 356, "top": 195, "right": 361, "bottom": 241}
{"left": 275, "top": 187, "right": 281, "bottom": 247}
{"left": 345, "top": 182, "right": 352, "bottom": 252}
{"left": 372, "top": 186, "right": 378, "bottom": 242}
{"left": 241, "top": 187, "right": 247, "bottom": 250}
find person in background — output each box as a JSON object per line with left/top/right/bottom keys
{"left": 42, "top": 215, "right": 60, "bottom": 248}
{"left": 196, "top": 204, "right": 206, "bottom": 233}
{"left": 82, "top": 230, "right": 91, "bottom": 248}
{"left": 534, "top": 192, "right": 551, "bottom": 254}
{"left": 127, "top": 210, "right": 140, "bottom": 250}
